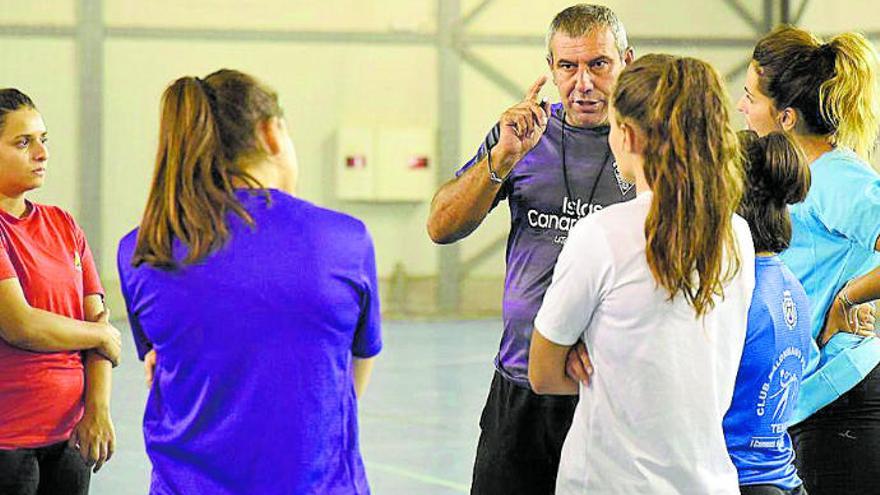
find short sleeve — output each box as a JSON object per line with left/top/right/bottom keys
{"left": 126, "top": 309, "right": 153, "bottom": 361}
{"left": 534, "top": 217, "right": 615, "bottom": 346}
{"left": 809, "top": 155, "right": 880, "bottom": 252}
{"left": 116, "top": 236, "right": 153, "bottom": 361}
{"left": 0, "top": 237, "right": 18, "bottom": 281}
{"left": 455, "top": 122, "right": 511, "bottom": 208}
{"left": 75, "top": 225, "right": 105, "bottom": 297}
{"left": 351, "top": 228, "right": 382, "bottom": 358}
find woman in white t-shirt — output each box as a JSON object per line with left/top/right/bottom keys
{"left": 528, "top": 54, "right": 755, "bottom": 494}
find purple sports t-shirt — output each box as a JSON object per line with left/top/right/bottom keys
{"left": 457, "top": 103, "right": 635, "bottom": 387}
{"left": 117, "top": 189, "right": 381, "bottom": 495}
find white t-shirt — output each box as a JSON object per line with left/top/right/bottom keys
{"left": 535, "top": 191, "right": 755, "bottom": 495}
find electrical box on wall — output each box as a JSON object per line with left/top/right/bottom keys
{"left": 335, "top": 126, "right": 434, "bottom": 202}
{"left": 336, "top": 127, "right": 375, "bottom": 201}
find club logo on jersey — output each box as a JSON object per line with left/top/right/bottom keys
{"left": 750, "top": 345, "right": 806, "bottom": 450}
{"left": 782, "top": 290, "right": 797, "bottom": 329}
{"left": 768, "top": 367, "right": 799, "bottom": 423}
{"left": 612, "top": 161, "right": 635, "bottom": 197}
{"left": 73, "top": 251, "right": 82, "bottom": 271}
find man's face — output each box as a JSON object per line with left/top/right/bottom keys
{"left": 737, "top": 63, "right": 782, "bottom": 137}
{"left": 548, "top": 28, "right": 632, "bottom": 128}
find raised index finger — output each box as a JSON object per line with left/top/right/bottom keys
{"left": 525, "top": 75, "right": 548, "bottom": 102}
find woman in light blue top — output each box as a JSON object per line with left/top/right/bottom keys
{"left": 737, "top": 25, "right": 880, "bottom": 494}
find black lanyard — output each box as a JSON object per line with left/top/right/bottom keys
{"left": 560, "top": 111, "right": 613, "bottom": 210}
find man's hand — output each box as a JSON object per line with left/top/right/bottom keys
{"left": 144, "top": 349, "right": 157, "bottom": 388}
{"left": 69, "top": 404, "right": 115, "bottom": 473}
{"left": 493, "top": 76, "right": 551, "bottom": 178}
{"left": 565, "top": 340, "right": 593, "bottom": 386}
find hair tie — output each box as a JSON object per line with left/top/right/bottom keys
{"left": 194, "top": 77, "right": 215, "bottom": 98}
{"left": 817, "top": 42, "right": 836, "bottom": 61}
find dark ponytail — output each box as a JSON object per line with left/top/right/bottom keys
{"left": 737, "top": 130, "right": 810, "bottom": 253}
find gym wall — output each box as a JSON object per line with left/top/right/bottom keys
{"left": 1, "top": 0, "right": 878, "bottom": 318}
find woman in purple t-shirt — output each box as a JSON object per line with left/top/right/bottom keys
{"left": 117, "top": 69, "right": 381, "bottom": 495}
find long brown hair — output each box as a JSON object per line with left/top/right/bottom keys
{"left": 752, "top": 26, "right": 880, "bottom": 159}
{"left": 132, "top": 69, "right": 283, "bottom": 269}
{"left": 737, "top": 130, "right": 809, "bottom": 253}
{"left": 612, "top": 54, "right": 743, "bottom": 317}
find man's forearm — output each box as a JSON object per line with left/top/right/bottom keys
{"left": 427, "top": 155, "right": 506, "bottom": 244}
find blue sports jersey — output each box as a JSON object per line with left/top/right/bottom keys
{"left": 723, "top": 256, "right": 812, "bottom": 489}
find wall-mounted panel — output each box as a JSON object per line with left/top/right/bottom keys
{"left": 336, "top": 126, "right": 435, "bottom": 202}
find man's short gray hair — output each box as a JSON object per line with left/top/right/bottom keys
{"left": 546, "top": 4, "right": 629, "bottom": 60}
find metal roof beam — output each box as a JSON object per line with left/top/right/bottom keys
{"left": 105, "top": 26, "right": 436, "bottom": 45}
{"left": 457, "top": 47, "right": 522, "bottom": 100}
{"left": 460, "top": 0, "right": 495, "bottom": 30}
{"left": 723, "top": 0, "right": 765, "bottom": 34}
{"left": 464, "top": 33, "right": 759, "bottom": 48}
{"left": 0, "top": 25, "right": 75, "bottom": 37}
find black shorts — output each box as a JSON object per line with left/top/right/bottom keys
{"left": 790, "top": 362, "right": 880, "bottom": 495}
{"left": 470, "top": 371, "right": 578, "bottom": 495}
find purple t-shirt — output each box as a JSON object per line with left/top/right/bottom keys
{"left": 457, "top": 103, "right": 635, "bottom": 387}
{"left": 117, "top": 189, "right": 381, "bottom": 495}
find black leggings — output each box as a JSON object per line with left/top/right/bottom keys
{"left": 790, "top": 363, "right": 880, "bottom": 495}
{"left": 0, "top": 441, "right": 90, "bottom": 495}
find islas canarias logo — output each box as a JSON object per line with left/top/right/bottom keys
{"left": 74, "top": 251, "right": 82, "bottom": 271}
{"left": 527, "top": 196, "right": 603, "bottom": 245}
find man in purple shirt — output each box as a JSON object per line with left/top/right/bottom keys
{"left": 427, "top": 5, "right": 634, "bottom": 494}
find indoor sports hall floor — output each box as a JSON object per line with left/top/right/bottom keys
{"left": 91, "top": 319, "right": 500, "bottom": 495}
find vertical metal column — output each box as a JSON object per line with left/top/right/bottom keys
{"left": 763, "top": 0, "right": 776, "bottom": 31}
{"left": 76, "top": 0, "right": 104, "bottom": 264}
{"left": 781, "top": 0, "right": 792, "bottom": 24}
{"left": 436, "top": 0, "right": 462, "bottom": 314}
